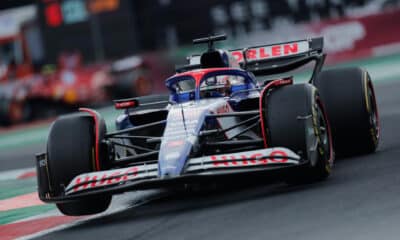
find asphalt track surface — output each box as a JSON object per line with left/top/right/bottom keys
{"left": 3, "top": 80, "right": 400, "bottom": 240}
{"left": 0, "top": 143, "right": 43, "bottom": 171}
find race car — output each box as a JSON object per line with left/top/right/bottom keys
{"left": 36, "top": 35, "right": 379, "bottom": 216}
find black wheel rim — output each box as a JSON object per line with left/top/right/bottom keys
{"left": 367, "top": 80, "right": 379, "bottom": 140}
{"left": 316, "top": 99, "right": 331, "bottom": 162}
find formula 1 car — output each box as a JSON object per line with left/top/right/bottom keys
{"left": 36, "top": 35, "right": 379, "bottom": 216}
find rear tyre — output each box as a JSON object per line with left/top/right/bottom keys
{"left": 262, "top": 84, "right": 333, "bottom": 183}
{"left": 47, "top": 113, "right": 111, "bottom": 216}
{"left": 314, "top": 67, "right": 379, "bottom": 156}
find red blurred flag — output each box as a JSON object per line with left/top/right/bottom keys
{"left": 45, "top": 2, "right": 63, "bottom": 27}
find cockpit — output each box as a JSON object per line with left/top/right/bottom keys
{"left": 200, "top": 73, "right": 246, "bottom": 98}
{"left": 166, "top": 69, "right": 258, "bottom": 103}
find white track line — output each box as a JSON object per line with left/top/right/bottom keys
{"left": 17, "top": 190, "right": 169, "bottom": 240}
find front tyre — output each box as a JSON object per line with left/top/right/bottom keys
{"left": 262, "top": 84, "right": 333, "bottom": 183}
{"left": 47, "top": 113, "right": 111, "bottom": 215}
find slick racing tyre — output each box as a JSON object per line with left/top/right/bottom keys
{"left": 262, "top": 84, "right": 334, "bottom": 183}
{"left": 314, "top": 67, "right": 379, "bottom": 156}
{"left": 47, "top": 113, "right": 111, "bottom": 215}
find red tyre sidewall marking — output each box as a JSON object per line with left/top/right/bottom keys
{"left": 316, "top": 97, "right": 334, "bottom": 164}
{"left": 259, "top": 83, "right": 270, "bottom": 148}
{"left": 79, "top": 108, "right": 101, "bottom": 171}
{"left": 259, "top": 78, "right": 293, "bottom": 148}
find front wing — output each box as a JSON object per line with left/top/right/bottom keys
{"left": 37, "top": 147, "right": 307, "bottom": 203}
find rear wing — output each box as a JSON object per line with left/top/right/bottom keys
{"left": 180, "top": 37, "right": 326, "bottom": 82}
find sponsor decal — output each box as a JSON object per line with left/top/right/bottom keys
{"left": 231, "top": 41, "right": 309, "bottom": 62}
{"left": 72, "top": 167, "right": 138, "bottom": 192}
{"left": 210, "top": 149, "right": 288, "bottom": 167}
{"left": 166, "top": 140, "right": 185, "bottom": 147}
{"left": 114, "top": 100, "right": 138, "bottom": 109}
{"left": 272, "top": 78, "right": 293, "bottom": 86}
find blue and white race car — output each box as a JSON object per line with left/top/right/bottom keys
{"left": 36, "top": 35, "right": 379, "bottom": 216}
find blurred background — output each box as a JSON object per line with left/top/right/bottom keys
{"left": 2, "top": 1, "right": 400, "bottom": 234}
{"left": 0, "top": 0, "right": 400, "bottom": 128}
